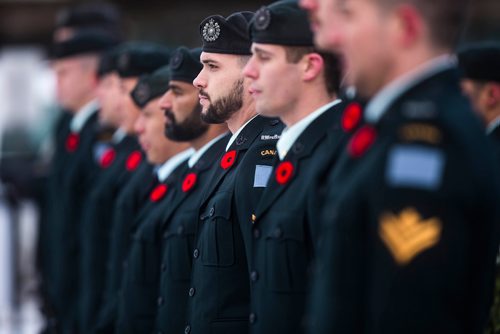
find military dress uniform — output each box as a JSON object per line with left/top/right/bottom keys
{"left": 155, "top": 133, "right": 230, "bottom": 334}
{"left": 94, "top": 159, "right": 153, "bottom": 333}
{"left": 248, "top": 100, "right": 352, "bottom": 334}
{"left": 185, "top": 115, "right": 283, "bottom": 334}
{"left": 308, "top": 58, "right": 500, "bottom": 334}
{"left": 115, "top": 149, "right": 193, "bottom": 334}
{"left": 78, "top": 132, "right": 142, "bottom": 332}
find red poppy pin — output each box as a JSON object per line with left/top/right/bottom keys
{"left": 348, "top": 125, "right": 377, "bottom": 158}
{"left": 150, "top": 184, "right": 168, "bottom": 202}
{"left": 126, "top": 151, "right": 142, "bottom": 171}
{"left": 65, "top": 133, "right": 80, "bottom": 152}
{"left": 275, "top": 161, "right": 294, "bottom": 185}
{"left": 341, "top": 102, "right": 362, "bottom": 132}
{"left": 182, "top": 173, "right": 198, "bottom": 193}
{"left": 220, "top": 150, "right": 237, "bottom": 170}
{"left": 100, "top": 148, "right": 116, "bottom": 169}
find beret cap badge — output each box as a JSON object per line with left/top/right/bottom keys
{"left": 254, "top": 7, "right": 271, "bottom": 31}
{"left": 118, "top": 53, "right": 129, "bottom": 71}
{"left": 203, "top": 18, "right": 221, "bottom": 42}
{"left": 134, "top": 82, "right": 150, "bottom": 106}
{"left": 170, "top": 50, "right": 184, "bottom": 70}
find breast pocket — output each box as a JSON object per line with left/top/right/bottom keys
{"left": 163, "top": 210, "right": 197, "bottom": 281}
{"left": 129, "top": 222, "right": 161, "bottom": 285}
{"left": 264, "top": 211, "right": 309, "bottom": 293}
{"left": 199, "top": 191, "right": 235, "bottom": 267}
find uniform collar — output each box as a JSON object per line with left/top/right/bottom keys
{"left": 188, "top": 133, "right": 228, "bottom": 168}
{"left": 69, "top": 99, "right": 99, "bottom": 133}
{"left": 112, "top": 127, "right": 127, "bottom": 144}
{"left": 157, "top": 148, "right": 194, "bottom": 182}
{"left": 277, "top": 99, "right": 341, "bottom": 160}
{"left": 487, "top": 116, "right": 500, "bottom": 135}
{"left": 365, "top": 55, "right": 456, "bottom": 124}
{"left": 226, "top": 115, "right": 258, "bottom": 151}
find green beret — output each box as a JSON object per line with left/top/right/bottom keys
{"left": 51, "top": 29, "right": 119, "bottom": 59}
{"left": 199, "top": 11, "right": 254, "bottom": 55}
{"left": 250, "top": 0, "right": 314, "bottom": 46}
{"left": 458, "top": 42, "right": 500, "bottom": 83}
{"left": 131, "top": 65, "right": 170, "bottom": 108}
{"left": 115, "top": 42, "right": 171, "bottom": 78}
{"left": 169, "top": 47, "right": 202, "bottom": 83}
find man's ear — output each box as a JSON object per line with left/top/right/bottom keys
{"left": 485, "top": 83, "right": 500, "bottom": 109}
{"left": 302, "top": 52, "right": 324, "bottom": 82}
{"left": 393, "top": 4, "right": 424, "bottom": 48}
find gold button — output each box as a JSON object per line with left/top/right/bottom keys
{"left": 251, "top": 214, "right": 257, "bottom": 223}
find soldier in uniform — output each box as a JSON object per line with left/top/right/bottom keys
{"left": 306, "top": 0, "right": 500, "bottom": 333}
{"left": 241, "top": 1, "right": 347, "bottom": 333}
{"left": 114, "top": 65, "right": 193, "bottom": 334}
{"left": 44, "top": 30, "right": 118, "bottom": 334}
{"left": 92, "top": 43, "right": 171, "bottom": 333}
{"left": 154, "top": 46, "right": 230, "bottom": 334}
{"left": 458, "top": 42, "right": 500, "bottom": 334}
{"left": 184, "top": 11, "right": 284, "bottom": 334}
{"left": 458, "top": 43, "right": 500, "bottom": 155}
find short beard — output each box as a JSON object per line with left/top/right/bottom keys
{"left": 164, "top": 103, "right": 209, "bottom": 142}
{"left": 201, "top": 78, "right": 244, "bottom": 124}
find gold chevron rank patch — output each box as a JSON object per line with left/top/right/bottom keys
{"left": 379, "top": 208, "right": 442, "bottom": 265}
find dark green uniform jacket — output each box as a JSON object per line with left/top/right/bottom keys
{"left": 78, "top": 135, "right": 142, "bottom": 332}
{"left": 154, "top": 134, "right": 230, "bottom": 334}
{"left": 94, "top": 159, "right": 153, "bottom": 333}
{"left": 49, "top": 109, "right": 100, "bottom": 333}
{"left": 249, "top": 102, "right": 349, "bottom": 334}
{"left": 308, "top": 67, "right": 500, "bottom": 334}
{"left": 115, "top": 159, "right": 190, "bottom": 334}
{"left": 184, "top": 116, "right": 284, "bottom": 334}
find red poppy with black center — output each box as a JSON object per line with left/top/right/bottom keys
{"left": 182, "top": 173, "right": 197, "bottom": 193}
{"left": 65, "top": 133, "right": 80, "bottom": 152}
{"left": 150, "top": 184, "right": 168, "bottom": 202}
{"left": 348, "top": 125, "right": 377, "bottom": 158}
{"left": 275, "top": 161, "right": 294, "bottom": 185}
{"left": 220, "top": 150, "right": 237, "bottom": 170}
{"left": 126, "top": 151, "right": 142, "bottom": 171}
{"left": 341, "top": 102, "right": 362, "bottom": 132}
{"left": 100, "top": 148, "right": 116, "bottom": 169}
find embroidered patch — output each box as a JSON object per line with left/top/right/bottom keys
{"left": 379, "top": 207, "right": 442, "bottom": 265}
{"left": 386, "top": 145, "right": 445, "bottom": 190}
{"left": 399, "top": 123, "right": 442, "bottom": 144}
{"left": 261, "top": 134, "right": 280, "bottom": 141}
{"left": 254, "top": 165, "right": 273, "bottom": 188}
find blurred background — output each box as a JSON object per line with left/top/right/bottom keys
{"left": 0, "top": 0, "right": 498, "bottom": 333}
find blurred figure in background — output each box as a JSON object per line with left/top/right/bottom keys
{"left": 40, "top": 30, "right": 118, "bottom": 334}
{"left": 458, "top": 42, "right": 500, "bottom": 334}
{"left": 93, "top": 42, "right": 171, "bottom": 334}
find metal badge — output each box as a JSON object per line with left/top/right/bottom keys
{"left": 254, "top": 6, "right": 271, "bottom": 31}
{"left": 170, "top": 50, "right": 184, "bottom": 70}
{"left": 133, "top": 82, "right": 150, "bottom": 106}
{"left": 203, "top": 18, "right": 221, "bottom": 42}
{"left": 118, "top": 53, "right": 130, "bottom": 71}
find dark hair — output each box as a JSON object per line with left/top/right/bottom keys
{"left": 378, "top": 0, "right": 470, "bottom": 48}
{"left": 284, "top": 46, "right": 341, "bottom": 95}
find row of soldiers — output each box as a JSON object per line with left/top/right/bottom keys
{"left": 38, "top": 0, "right": 500, "bottom": 333}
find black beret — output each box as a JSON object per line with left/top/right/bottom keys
{"left": 56, "top": 3, "right": 121, "bottom": 30}
{"left": 199, "top": 11, "right": 254, "bottom": 55}
{"left": 51, "top": 29, "right": 120, "bottom": 59}
{"left": 250, "top": 0, "right": 314, "bottom": 46}
{"left": 97, "top": 49, "right": 118, "bottom": 78}
{"left": 169, "top": 47, "right": 202, "bottom": 83}
{"left": 131, "top": 65, "right": 171, "bottom": 109}
{"left": 115, "top": 42, "right": 171, "bottom": 78}
{"left": 458, "top": 42, "right": 500, "bottom": 83}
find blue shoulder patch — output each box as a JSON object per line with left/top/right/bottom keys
{"left": 385, "top": 145, "right": 445, "bottom": 191}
